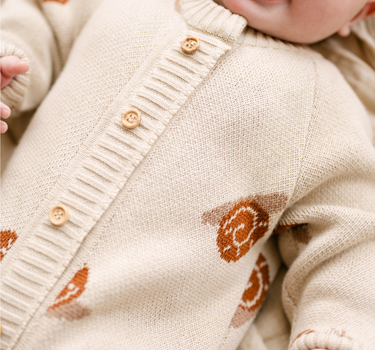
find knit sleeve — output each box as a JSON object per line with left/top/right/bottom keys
{"left": 277, "top": 57, "right": 375, "bottom": 350}
{"left": 0, "top": 0, "right": 101, "bottom": 116}
{"left": 0, "top": 0, "right": 58, "bottom": 115}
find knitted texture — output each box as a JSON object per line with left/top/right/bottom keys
{"left": 1, "top": 0, "right": 375, "bottom": 349}
{"left": 312, "top": 16, "right": 375, "bottom": 145}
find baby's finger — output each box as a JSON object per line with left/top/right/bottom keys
{"left": 0, "top": 120, "right": 8, "bottom": 133}
{"left": 0, "top": 102, "right": 11, "bottom": 119}
{"left": 1, "top": 56, "right": 30, "bottom": 79}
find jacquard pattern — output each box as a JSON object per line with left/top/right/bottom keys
{"left": 45, "top": 266, "right": 91, "bottom": 321}
{"left": 202, "top": 193, "right": 288, "bottom": 262}
{"left": 229, "top": 253, "right": 270, "bottom": 328}
{"left": 217, "top": 200, "right": 269, "bottom": 263}
{"left": 0, "top": 230, "right": 18, "bottom": 261}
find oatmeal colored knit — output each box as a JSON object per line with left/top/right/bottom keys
{"left": 312, "top": 16, "right": 375, "bottom": 146}
{"left": 1, "top": 0, "right": 375, "bottom": 349}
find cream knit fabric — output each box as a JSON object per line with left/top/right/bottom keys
{"left": 312, "top": 17, "right": 375, "bottom": 145}
{"left": 1, "top": 0, "right": 375, "bottom": 349}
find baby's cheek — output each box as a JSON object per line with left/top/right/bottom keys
{"left": 222, "top": 0, "right": 247, "bottom": 16}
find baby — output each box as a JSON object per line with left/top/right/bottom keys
{"left": 1, "top": 0, "right": 375, "bottom": 350}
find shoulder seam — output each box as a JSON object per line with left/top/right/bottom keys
{"left": 288, "top": 56, "right": 319, "bottom": 207}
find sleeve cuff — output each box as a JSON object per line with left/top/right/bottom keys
{"left": 290, "top": 327, "right": 362, "bottom": 350}
{"left": 0, "top": 42, "right": 31, "bottom": 111}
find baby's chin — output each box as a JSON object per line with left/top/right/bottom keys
{"left": 219, "top": 0, "right": 338, "bottom": 44}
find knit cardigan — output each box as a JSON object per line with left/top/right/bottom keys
{"left": 311, "top": 16, "right": 375, "bottom": 146}
{"left": 1, "top": 0, "right": 375, "bottom": 349}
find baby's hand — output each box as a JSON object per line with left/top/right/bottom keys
{"left": 0, "top": 56, "right": 30, "bottom": 133}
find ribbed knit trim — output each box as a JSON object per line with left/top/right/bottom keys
{"left": 239, "top": 28, "right": 301, "bottom": 51}
{"left": 237, "top": 27, "right": 322, "bottom": 59}
{"left": 0, "top": 25, "right": 237, "bottom": 350}
{"left": 0, "top": 43, "right": 30, "bottom": 111}
{"left": 180, "top": 0, "right": 247, "bottom": 42}
{"left": 290, "top": 328, "right": 363, "bottom": 350}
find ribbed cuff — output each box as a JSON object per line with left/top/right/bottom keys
{"left": 0, "top": 42, "right": 31, "bottom": 111}
{"left": 290, "top": 328, "right": 363, "bottom": 350}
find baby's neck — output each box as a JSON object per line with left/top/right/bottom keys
{"left": 213, "top": 0, "right": 224, "bottom": 6}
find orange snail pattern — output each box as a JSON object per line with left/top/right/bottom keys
{"left": 229, "top": 253, "right": 270, "bottom": 328}
{"left": 46, "top": 266, "right": 91, "bottom": 321}
{"left": 42, "top": 0, "right": 69, "bottom": 3}
{"left": 217, "top": 200, "right": 269, "bottom": 262}
{"left": 1, "top": 230, "right": 18, "bottom": 261}
{"left": 202, "top": 193, "right": 288, "bottom": 263}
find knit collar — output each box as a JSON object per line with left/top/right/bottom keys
{"left": 179, "top": 0, "right": 248, "bottom": 42}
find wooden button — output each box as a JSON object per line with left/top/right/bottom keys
{"left": 121, "top": 109, "right": 141, "bottom": 129}
{"left": 181, "top": 37, "right": 200, "bottom": 54}
{"left": 49, "top": 205, "right": 69, "bottom": 226}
